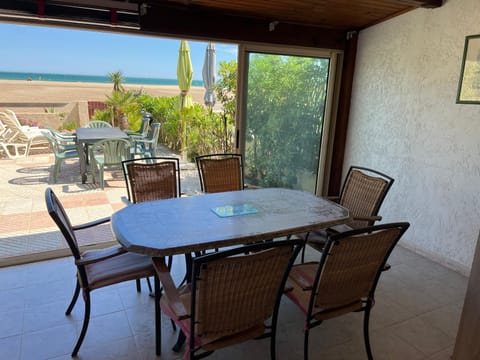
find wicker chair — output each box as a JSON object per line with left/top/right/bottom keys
{"left": 153, "top": 239, "right": 302, "bottom": 359}
{"left": 195, "top": 153, "right": 244, "bottom": 193}
{"left": 122, "top": 157, "right": 181, "bottom": 204}
{"left": 286, "top": 222, "right": 410, "bottom": 360}
{"left": 121, "top": 156, "right": 181, "bottom": 291}
{"left": 300, "top": 166, "right": 394, "bottom": 261}
{"left": 45, "top": 188, "right": 154, "bottom": 357}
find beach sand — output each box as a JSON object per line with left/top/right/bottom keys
{"left": 0, "top": 79, "right": 206, "bottom": 108}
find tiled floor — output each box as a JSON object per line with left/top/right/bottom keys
{"left": 0, "top": 146, "right": 468, "bottom": 359}
{"left": 0, "top": 243, "right": 467, "bottom": 359}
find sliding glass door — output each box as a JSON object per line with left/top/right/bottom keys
{"left": 238, "top": 45, "right": 337, "bottom": 194}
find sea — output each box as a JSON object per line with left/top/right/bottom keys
{"left": 0, "top": 71, "right": 204, "bottom": 87}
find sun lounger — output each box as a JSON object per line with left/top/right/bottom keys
{"left": 0, "top": 111, "right": 49, "bottom": 158}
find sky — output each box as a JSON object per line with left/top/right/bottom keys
{"left": 0, "top": 23, "right": 238, "bottom": 80}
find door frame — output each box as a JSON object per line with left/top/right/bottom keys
{"left": 236, "top": 43, "right": 343, "bottom": 195}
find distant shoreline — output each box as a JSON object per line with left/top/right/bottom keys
{"left": 0, "top": 71, "right": 204, "bottom": 87}
{"left": 0, "top": 79, "right": 206, "bottom": 106}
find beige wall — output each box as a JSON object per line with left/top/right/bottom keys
{"left": 345, "top": 0, "right": 480, "bottom": 274}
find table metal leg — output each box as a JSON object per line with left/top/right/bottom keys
{"left": 154, "top": 274, "right": 161, "bottom": 356}
{"left": 78, "top": 141, "right": 87, "bottom": 184}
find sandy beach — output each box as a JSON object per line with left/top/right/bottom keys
{"left": 0, "top": 79, "right": 206, "bottom": 106}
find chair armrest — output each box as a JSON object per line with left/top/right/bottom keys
{"left": 76, "top": 246, "right": 127, "bottom": 266}
{"left": 72, "top": 216, "right": 110, "bottom": 231}
{"left": 152, "top": 257, "right": 189, "bottom": 320}
{"left": 55, "top": 132, "right": 76, "bottom": 141}
{"left": 134, "top": 138, "right": 153, "bottom": 145}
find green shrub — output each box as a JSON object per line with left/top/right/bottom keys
{"left": 92, "top": 88, "right": 235, "bottom": 160}
{"left": 58, "top": 121, "right": 78, "bottom": 132}
{"left": 92, "top": 108, "right": 112, "bottom": 122}
{"left": 137, "top": 94, "right": 235, "bottom": 159}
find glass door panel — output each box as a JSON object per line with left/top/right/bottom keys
{"left": 243, "top": 51, "right": 330, "bottom": 193}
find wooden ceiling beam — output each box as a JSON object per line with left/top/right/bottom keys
{"left": 140, "top": 3, "right": 347, "bottom": 50}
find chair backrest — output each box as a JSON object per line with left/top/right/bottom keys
{"left": 146, "top": 122, "right": 160, "bottom": 143}
{"left": 90, "top": 138, "right": 131, "bottom": 166}
{"left": 45, "top": 127, "right": 77, "bottom": 149}
{"left": 0, "top": 115, "right": 18, "bottom": 142}
{"left": 138, "top": 117, "right": 150, "bottom": 136}
{"left": 190, "top": 239, "right": 302, "bottom": 349}
{"left": 309, "top": 222, "right": 409, "bottom": 319}
{"left": 339, "top": 166, "right": 394, "bottom": 228}
{"left": 3, "top": 109, "right": 23, "bottom": 128}
{"left": 45, "top": 187, "right": 81, "bottom": 260}
{"left": 46, "top": 126, "right": 76, "bottom": 140}
{"left": 196, "top": 153, "right": 244, "bottom": 193}
{"left": 41, "top": 130, "right": 61, "bottom": 155}
{"left": 85, "top": 120, "right": 112, "bottom": 128}
{"left": 0, "top": 111, "right": 22, "bottom": 132}
{"left": 122, "top": 157, "right": 181, "bottom": 203}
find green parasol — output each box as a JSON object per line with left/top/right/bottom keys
{"left": 177, "top": 40, "right": 193, "bottom": 158}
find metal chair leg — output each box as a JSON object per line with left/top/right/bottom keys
{"left": 172, "top": 331, "right": 186, "bottom": 352}
{"left": 304, "top": 327, "right": 310, "bottom": 360}
{"left": 270, "top": 328, "right": 277, "bottom": 360}
{"left": 72, "top": 291, "right": 91, "bottom": 357}
{"left": 136, "top": 279, "right": 141, "bottom": 292}
{"left": 363, "top": 304, "right": 373, "bottom": 360}
{"left": 65, "top": 279, "right": 80, "bottom": 315}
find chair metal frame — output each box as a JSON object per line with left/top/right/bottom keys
{"left": 195, "top": 153, "right": 244, "bottom": 193}
{"left": 287, "top": 222, "right": 409, "bottom": 360}
{"left": 45, "top": 188, "right": 154, "bottom": 357}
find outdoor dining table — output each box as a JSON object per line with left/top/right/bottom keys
{"left": 76, "top": 127, "right": 129, "bottom": 183}
{"left": 111, "top": 187, "right": 351, "bottom": 355}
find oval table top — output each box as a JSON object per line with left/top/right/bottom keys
{"left": 111, "top": 187, "right": 350, "bottom": 257}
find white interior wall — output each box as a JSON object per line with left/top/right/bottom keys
{"left": 344, "top": 0, "right": 480, "bottom": 275}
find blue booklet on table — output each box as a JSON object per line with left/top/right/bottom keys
{"left": 211, "top": 204, "right": 259, "bottom": 218}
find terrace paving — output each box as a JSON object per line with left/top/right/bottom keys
{"left": 0, "top": 144, "right": 201, "bottom": 266}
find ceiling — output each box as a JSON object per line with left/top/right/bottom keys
{"left": 144, "top": 0, "right": 443, "bottom": 31}
{"left": 0, "top": 0, "right": 443, "bottom": 47}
